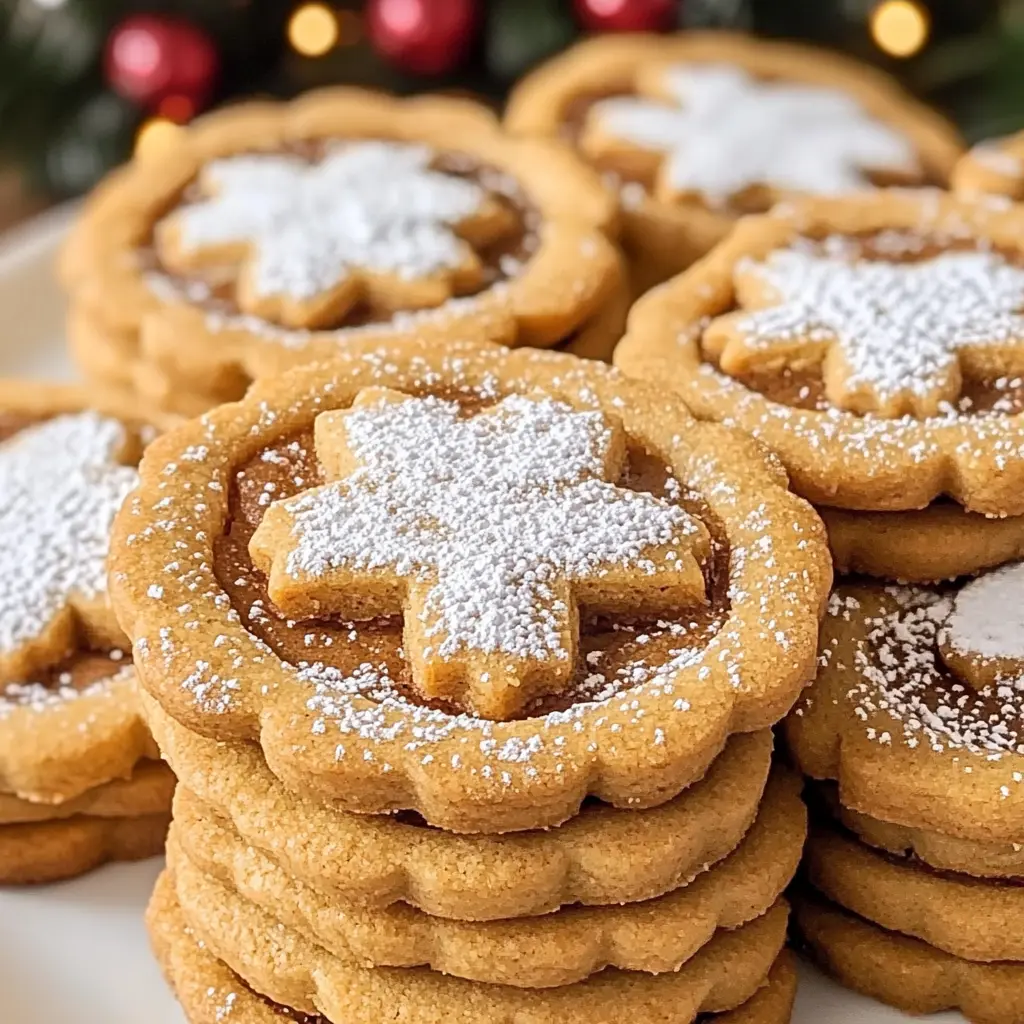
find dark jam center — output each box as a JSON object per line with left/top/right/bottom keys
{"left": 143, "top": 144, "right": 537, "bottom": 330}
{"left": 215, "top": 408, "right": 729, "bottom": 723}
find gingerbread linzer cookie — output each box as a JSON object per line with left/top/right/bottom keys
{"left": 618, "top": 189, "right": 1024, "bottom": 581}
{"left": 110, "top": 340, "right": 830, "bottom": 833}
{"left": 506, "top": 32, "right": 961, "bottom": 291}
{"left": 60, "top": 90, "right": 625, "bottom": 412}
{"left": 785, "top": 564, "right": 1024, "bottom": 846}
{"left": 954, "top": 131, "right": 1024, "bottom": 201}
{"left": 0, "top": 381, "right": 174, "bottom": 881}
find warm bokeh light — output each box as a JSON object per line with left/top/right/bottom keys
{"left": 157, "top": 94, "right": 196, "bottom": 123}
{"left": 288, "top": 3, "right": 340, "bottom": 57}
{"left": 870, "top": 0, "right": 930, "bottom": 58}
{"left": 134, "top": 117, "right": 184, "bottom": 161}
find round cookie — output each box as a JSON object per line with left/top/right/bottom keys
{"left": 146, "top": 882, "right": 799, "bottom": 1024}
{"left": 785, "top": 575, "right": 1024, "bottom": 845}
{"left": 507, "top": 32, "right": 961, "bottom": 287}
{"left": 818, "top": 503, "right": 1024, "bottom": 583}
{"left": 112, "top": 340, "right": 830, "bottom": 833}
{"left": 163, "top": 862, "right": 790, "bottom": 1024}
{"left": 166, "top": 769, "right": 805, "bottom": 988}
{"left": 617, "top": 189, "right": 1024, "bottom": 517}
{"left": 0, "top": 810, "right": 169, "bottom": 885}
{"left": 794, "top": 892, "right": 1024, "bottom": 1024}
{"left": 146, "top": 693, "right": 774, "bottom": 922}
{"left": 953, "top": 131, "right": 1024, "bottom": 200}
{"left": 804, "top": 823, "right": 1024, "bottom": 963}
{"left": 814, "top": 780, "right": 1024, "bottom": 879}
{"left": 0, "top": 382, "right": 172, "bottom": 805}
{"left": 62, "top": 90, "right": 624, "bottom": 412}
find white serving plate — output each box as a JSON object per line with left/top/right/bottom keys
{"left": 0, "top": 207, "right": 963, "bottom": 1024}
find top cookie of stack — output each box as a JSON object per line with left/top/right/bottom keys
{"left": 507, "top": 31, "right": 962, "bottom": 293}
{"left": 59, "top": 90, "right": 625, "bottom": 415}
{"left": 112, "top": 341, "right": 831, "bottom": 1024}
{"left": 617, "top": 187, "right": 1024, "bottom": 584}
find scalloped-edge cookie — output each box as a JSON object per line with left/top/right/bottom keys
{"left": 506, "top": 32, "right": 961, "bottom": 287}
{"left": 163, "top": 860, "right": 790, "bottom": 1024}
{"left": 0, "top": 810, "right": 169, "bottom": 885}
{"left": 62, "top": 89, "right": 624, "bottom": 412}
{"left": 112, "top": 341, "right": 829, "bottom": 832}
{"left": 794, "top": 891, "right": 1024, "bottom": 1024}
{"left": 145, "top": 693, "right": 773, "bottom": 921}
{"left": 805, "top": 823, "right": 1024, "bottom": 963}
{"left": 167, "top": 768, "right": 804, "bottom": 988}
{"left": 617, "top": 189, "right": 1024, "bottom": 517}
{"left": 0, "top": 758, "right": 173, "bottom": 825}
{"left": 147, "top": 879, "right": 799, "bottom": 1024}
{"left": 0, "top": 380, "right": 175, "bottom": 805}
{"left": 818, "top": 503, "right": 1024, "bottom": 582}
{"left": 785, "top": 578, "right": 1024, "bottom": 845}
{"left": 954, "top": 132, "right": 1024, "bottom": 201}
{"left": 813, "top": 780, "right": 1024, "bottom": 879}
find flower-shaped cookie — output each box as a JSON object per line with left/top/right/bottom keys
{"left": 0, "top": 382, "right": 167, "bottom": 804}
{"left": 785, "top": 567, "right": 1024, "bottom": 845}
{"left": 60, "top": 90, "right": 624, "bottom": 412}
{"left": 507, "top": 32, "right": 961, "bottom": 286}
{"left": 618, "top": 190, "right": 1024, "bottom": 515}
{"left": 110, "top": 340, "right": 830, "bottom": 832}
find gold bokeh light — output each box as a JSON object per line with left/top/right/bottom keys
{"left": 870, "top": 0, "right": 930, "bottom": 59}
{"left": 288, "top": 3, "right": 340, "bottom": 58}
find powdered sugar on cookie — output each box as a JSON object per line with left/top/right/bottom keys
{"left": 0, "top": 413, "right": 138, "bottom": 670}
{"left": 588, "top": 63, "right": 917, "bottom": 206}
{"left": 944, "top": 562, "right": 1024, "bottom": 665}
{"left": 158, "top": 142, "right": 493, "bottom": 307}
{"left": 727, "top": 246, "right": 1024, "bottom": 416}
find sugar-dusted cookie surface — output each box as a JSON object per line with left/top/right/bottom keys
{"left": 113, "top": 341, "right": 830, "bottom": 832}
{"left": 618, "top": 190, "right": 1024, "bottom": 516}
{"left": 0, "top": 382, "right": 174, "bottom": 808}
{"left": 786, "top": 569, "right": 1024, "bottom": 845}
{"left": 507, "top": 32, "right": 960, "bottom": 285}
{"left": 954, "top": 131, "right": 1024, "bottom": 201}
{"left": 147, "top": 875, "right": 798, "bottom": 1024}
{"left": 61, "top": 90, "right": 624, "bottom": 413}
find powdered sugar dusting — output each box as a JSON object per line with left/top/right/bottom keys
{"left": 945, "top": 562, "right": 1024, "bottom": 663}
{"left": 271, "top": 394, "right": 704, "bottom": 663}
{"left": 163, "top": 142, "right": 489, "bottom": 301}
{"left": 0, "top": 665, "right": 132, "bottom": 720}
{"left": 731, "top": 244, "right": 1024, "bottom": 413}
{"left": 0, "top": 413, "right": 138, "bottom": 663}
{"left": 591, "top": 63, "right": 917, "bottom": 206}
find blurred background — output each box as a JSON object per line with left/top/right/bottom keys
{"left": 0, "top": 0, "right": 1021, "bottom": 224}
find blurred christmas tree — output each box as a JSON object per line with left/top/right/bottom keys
{"left": 0, "top": 0, "right": 1014, "bottom": 200}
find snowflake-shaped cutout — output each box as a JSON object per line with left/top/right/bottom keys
{"left": 582, "top": 63, "right": 918, "bottom": 207}
{"left": 249, "top": 388, "right": 710, "bottom": 720}
{"left": 0, "top": 413, "right": 138, "bottom": 684}
{"left": 704, "top": 244, "right": 1024, "bottom": 418}
{"left": 154, "top": 142, "right": 515, "bottom": 330}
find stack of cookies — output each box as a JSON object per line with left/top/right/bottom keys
{"left": 109, "top": 342, "right": 832, "bottom": 1023}
{"left": 0, "top": 382, "right": 174, "bottom": 884}
{"left": 58, "top": 90, "right": 627, "bottom": 415}
{"left": 617, "top": 188, "right": 1024, "bottom": 1022}
{"left": 507, "top": 31, "right": 962, "bottom": 293}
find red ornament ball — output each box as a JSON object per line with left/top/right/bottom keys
{"left": 574, "top": 0, "right": 676, "bottom": 32}
{"left": 367, "top": 0, "right": 478, "bottom": 76}
{"left": 104, "top": 15, "right": 219, "bottom": 116}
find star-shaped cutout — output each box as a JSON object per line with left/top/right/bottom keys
{"left": 704, "top": 245, "right": 1024, "bottom": 417}
{"left": 155, "top": 142, "right": 515, "bottom": 329}
{"left": 0, "top": 413, "right": 139, "bottom": 684}
{"left": 249, "top": 388, "right": 710, "bottom": 720}
{"left": 582, "top": 63, "right": 918, "bottom": 207}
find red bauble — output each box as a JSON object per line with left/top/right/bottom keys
{"left": 367, "top": 0, "right": 478, "bottom": 76}
{"left": 104, "top": 15, "right": 219, "bottom": 117}
{"left": 574, "top": 0, "right": 676, "bottom": 32}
